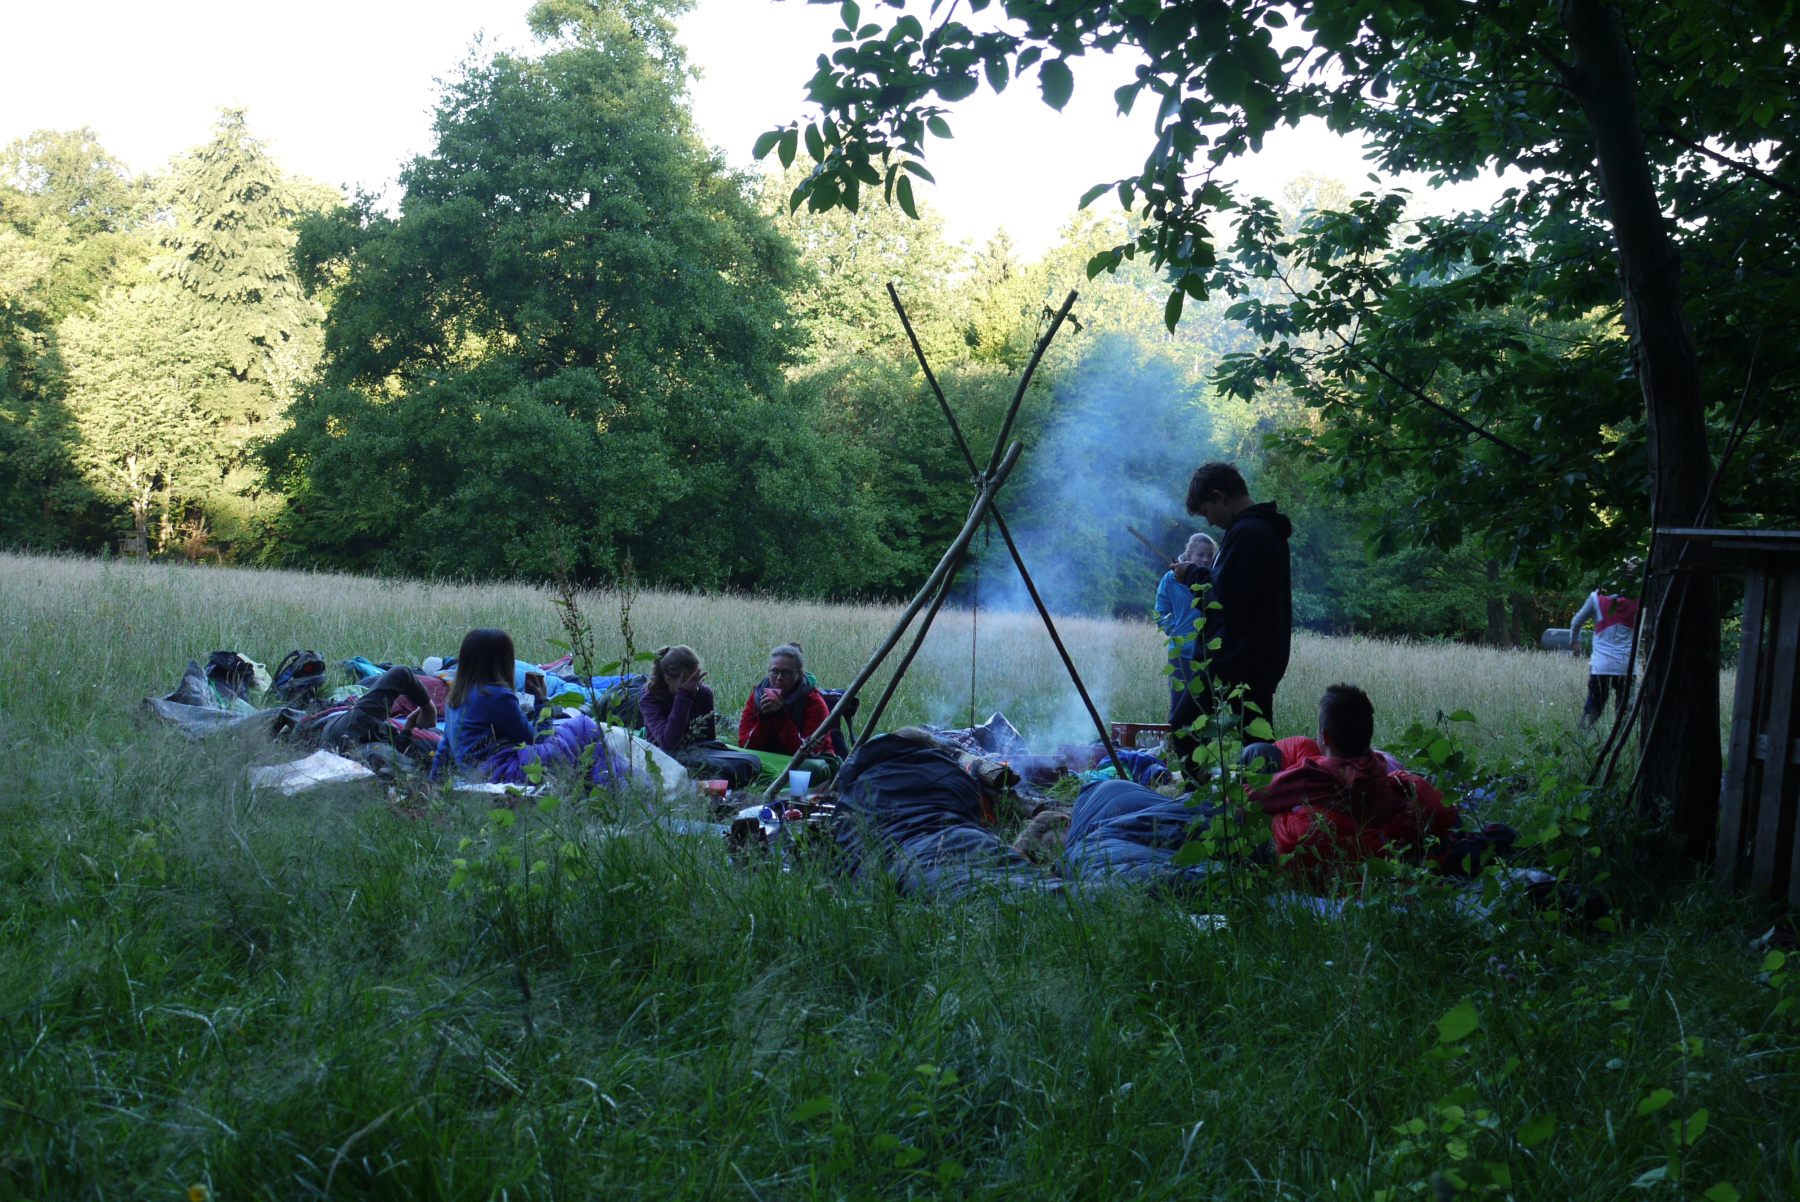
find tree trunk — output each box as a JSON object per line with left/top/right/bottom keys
{"left": 1485, "top": 559, "right": 1507, "bottom": 645}
{"left": 1562, "top": 0, "right": 1721, "bottom": 859}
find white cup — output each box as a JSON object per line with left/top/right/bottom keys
{"left": 787, "top": 768, "right": 812, "bottom": 799}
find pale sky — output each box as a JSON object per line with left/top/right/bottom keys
{"left": 0, "top": 0, "right": 1509, "bottom": 255}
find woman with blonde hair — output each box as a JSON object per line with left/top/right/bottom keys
{"left": 639, "top": 645, "right": 762, "bottom": 787}
{"left": 1156, "top": 532, "right": 1219, "bottom": 770}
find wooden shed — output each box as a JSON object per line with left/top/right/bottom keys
{"left": 1662, "top": 528, "right": 1800, "bottom": 905}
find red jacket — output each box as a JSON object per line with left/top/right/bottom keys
{"left": 1250, "top": 746, "right": 1459, "bottom": 886}
{"left": 738, "top": 683, "right": 831, "bottom": 755}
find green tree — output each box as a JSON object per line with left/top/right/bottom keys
{"left": 764, "top": 163, "right": 965, "bottom": 365}
{"left": 263, "top": 1, "right": 813, "bottom": 587}
{"left": 58, "top": 275, "right": 226, "bottom": 552}
{"left": 162, "top": 110, "right": 330, "bottom": 400}
{"left": 766, "top": 0, "right": 1800, "bottom": 856}
{"left": 0, "top": 129, "right": 148, "bottom": 547}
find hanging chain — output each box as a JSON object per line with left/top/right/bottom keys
{"left": 969, "top": 522, "right": 987, "bottom": 728}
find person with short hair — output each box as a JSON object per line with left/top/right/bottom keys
{"left": 1157, "top": 531, "right": 1218, "bottom": 769}
{"left": 1569, "top": 558, "right": 1643, "bottom": 730}
{"left": 639, "top": 645, "right": 763, "bottom": 788}
{"left": 440, "top": 627, "right": 620, "bottom": 786}
{"left": 1184, "top": 461, "right": 1293, "bottom": 727}
{"left": 737, "top": 642, "right": 838, "bottom": 785}
{"left": 1247, "top": 683, "right": 1459, "bottom": 886}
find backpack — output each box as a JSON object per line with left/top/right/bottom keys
{"left": 270, "top": 650, "right": 327, "bottom": 703}
{"left": 593, "top": 673, "right": 649, "bottom": 728}
{"left": 205, "top": 650, "right": 258, "bottom": 700}
{"left": 817, "top": 687, "right": 859, "bottom": 758}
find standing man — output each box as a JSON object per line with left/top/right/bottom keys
{"left": 1569, "top": 558, "right": 1642, "bottom": 730}
{"left": 1184, "top": 461, "right": 1294, "bottom": 727}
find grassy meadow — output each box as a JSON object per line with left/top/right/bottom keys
{"left": 0, "top": 552, "right": 1789, "bottom": 1201}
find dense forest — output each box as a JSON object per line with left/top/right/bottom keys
{"left": 10, "top": 0, "right": 1779, "bottom": 644}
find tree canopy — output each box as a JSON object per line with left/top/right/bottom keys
{"left": 262, "top": 2, "right": 831, "bottom": 587}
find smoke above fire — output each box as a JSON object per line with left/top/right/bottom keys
{"left": 937, "top": 328, "right": 1237, "bottom": 745}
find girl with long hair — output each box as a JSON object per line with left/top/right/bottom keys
{"left": 441, "top": 627, "right": 621, "bottom": 786}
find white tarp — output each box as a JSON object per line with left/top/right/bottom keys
{"left": 601, "top": 723, "right": 689, "bottom": 800}
{"left": 249, "top": 749, "right": 376, "bottom": 795}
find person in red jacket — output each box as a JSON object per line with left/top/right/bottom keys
{"left": 1247, "top": 683, "right": 1460, "bottom": 887}
{"left": 737, "top": 642, "right": 838, "bottom": 783}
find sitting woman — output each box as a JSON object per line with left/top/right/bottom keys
{"left": 440, "top": 628, "right": 621, "bottom": 786}
{"left": 736, "top": 642, "right": 838, "bottom": 786}
{"left": 639, "top": 645, "right": 763, "bottom": 788}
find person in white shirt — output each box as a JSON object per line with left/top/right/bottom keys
{"left": 1569, "top": 557, "right": 1644, "bottom": 730}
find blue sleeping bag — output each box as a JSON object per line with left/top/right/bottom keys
{"left": 833, "top": 733, "right": 1049, "bottom": 899}
{"left": 1061, "top": 778, "right": 1224, "bottom": 886}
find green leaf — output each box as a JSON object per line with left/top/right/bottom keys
{"left": 1436, "top": 1000, "right": 1479, "bottom": 1043}
{"left": 788, "top": 1095, "right": 834, "bottom": 1122}
{"left": 805, "top": 122, "right": 825, "bottom": 161}
{"left": 1245, "top": 717, "right": 1274, "bottom": 740}
{"left": 1703, "top": 1183, "right": 1742, "bottom": 1202}
{"left": 927, "top": 114, "right": 952, "bottom": 139}
{"left": 1427, "top": 737, "right": 1453, "bottom": 765}
{"left": 1078, "top": 182, "right": 1112, "bottom": 210}
{"left": 1672, "top": 1108, "right": 1709, "bottom": 1146}
{"left": 752, "top": 129, "right": 781, "bottom": 160}
{"left": 839, "top": 0, "right": 859, "bottom": 30}
{"left": 893, "top": 1145, "right": 927, "bottom": 1168}
{"left": 1039, "top": 59, "right": 1074, "bottom": 110}
{"left": 1516, "top": 1113, "right": 1555, "bottom": 1147}
{"left": 1164, "top": 286, "right": 1185, "bottom": 331}
{"left": 1634, "top": 1088, "right": 1675, "bottom": 1116}
{"left": 985, "top": 55, "right": 1008, "bottom": 93}
{"left": 896, "top": 175, "right": 918, "bottom": 219}
{"left": 1447, "top": 709, "right": 1476, "bottom": 723}
{"left": 777, "top": 128, "right": 798, "bottom": 168}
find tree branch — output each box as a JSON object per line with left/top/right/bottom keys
{"left": 1656, "top": 122, "right": 1800, "bottom": 201}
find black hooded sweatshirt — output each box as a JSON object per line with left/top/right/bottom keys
{"left": 1207, "top": 501, "right": 1293, "bottom": 697}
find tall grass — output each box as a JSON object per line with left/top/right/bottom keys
{"left": 0, "top": 552, "right": 1782, "bottom": 1201}
{"left": 0, "top": 551, "right": 1727, "bottom": 754}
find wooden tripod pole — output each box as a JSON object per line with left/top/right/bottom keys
{"left": 760, "top": 441, "right": 1024, "bottom": 799}
{"left": 858, "top": 544, "right": 965, "bottom": 738}
{"left": 1126, "top": 524, "right": 1172, "bottom": 565}
{"left": 887, "top": 284, "right": 1127, "bottom": 779}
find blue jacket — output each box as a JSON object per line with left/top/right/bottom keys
{"left": 1155, "top": 567, "right": 1206, "bottom": 660}
{"left": 443, "top": 684, "right": 544, "bottom": 764}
